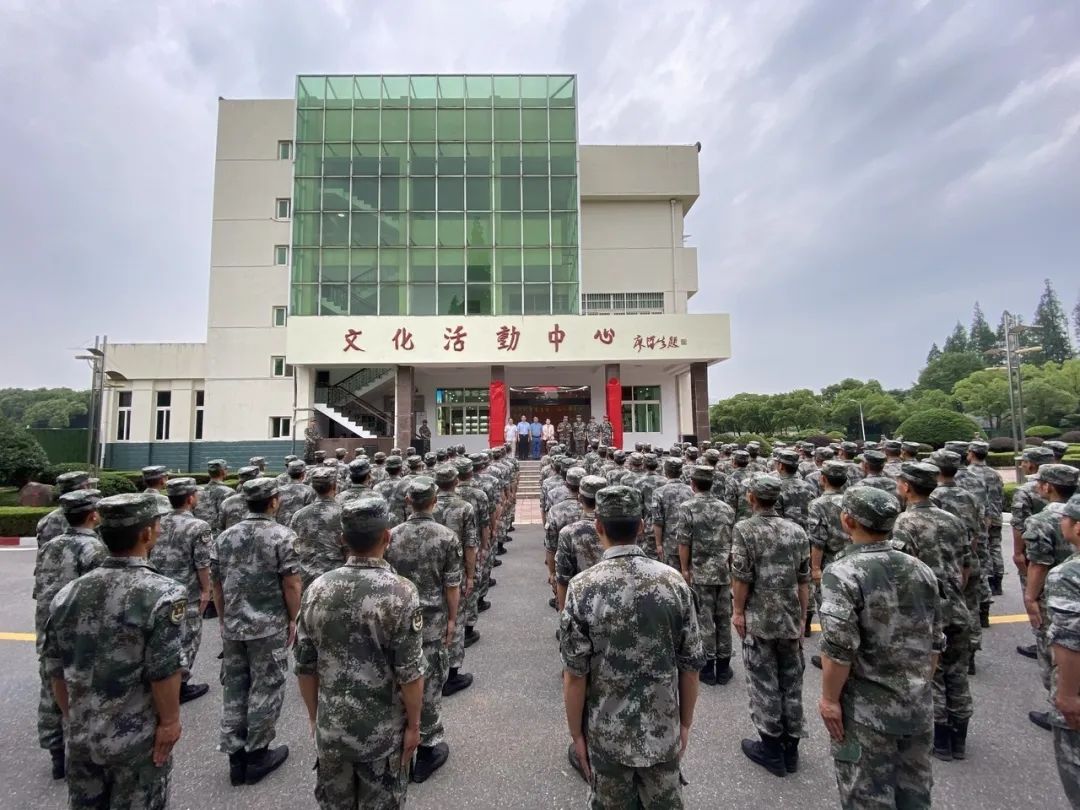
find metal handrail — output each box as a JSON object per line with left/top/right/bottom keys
{"left": 323, "top": 384, "right": 392, "bottom": 436}
{"left": 337, "top": 366, "right": 393, "bottom": 394}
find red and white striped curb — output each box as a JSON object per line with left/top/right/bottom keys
{"left": 0, "top": 537, "right": 36, "bottom": 547}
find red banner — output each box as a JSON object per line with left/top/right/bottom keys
{"left": 606, "top": 376, "right": 623, "bottom": 450}
{"left": 489, "top": 380, "right": 507, "bottom": 449}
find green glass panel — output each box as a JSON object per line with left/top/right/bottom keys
{"left": 520, "top": 76, "right": 547, "bottom": 107}
{"left": 292, "top": 248, "right": 319, "bottom": 282}
{"left": 466, "top": 143, "right": 492, "bottom": 175}
{"left": 380, "top": 177, "right": 404, "bottom": 211}
{"left": 410, "top": 178, "right": 436, "bottom": 211}
{"left": 410, "top": 108, "right": 437, "bottom": 141}
{"left": 352, "top": 108, "right": 380, "bottom": 141}
{"left": 324, "top": 109, "right": 352, "bottom": 140}
{"left": 552, "top": 282, "right": 578, "bottom": 314}
{"left": 295, "top": 145, "right": 322, "bottom": 176}
{"left": 410, "top": 75, "right": 437, "bottom": 106}
{"left": 380, "top": 283, "right": 404, "bottom": 315}
{"left": 466, "top": 108, "right": 492, "bottom": 141}
{"left": 438, "top": 108, "right": 464, "bottom": 141}
{"left": 521, "top": 108, "right": 547, "bottom": 140}
{"left": 438, "top": 76, "right": 466, "bottom": 106}
{"left": 438, "top": 248, "right": 465, "bottom": 282}
{"left": 350, "top": 248, "right": 377, "bottom": 282}
{"left": 549, "top": 108, "right": 575, "bottom": 141}
{"left": 495, "top": 143, "right": 520, "bottom": 175}
{"left": 522, "top": 143, "right": 548, "bottom": 174}
{"left": 523, "top": 283, "right": 551, "bottom": 314}
{"left": 322, "top": 212, "right": 349, "bottom": 246}
{"left": 380, "top": 212, "right": 405, "bottom": 245}
{"left": 438, "top": 212, "right": 465, "bottom": 246}
{"left": 549, "top": 75, "right": 575, "bottom": 107}
{"left": 294, "top": 178, "right": 320, "bottom": 212}
{"left": 409, "top": 249, "right": 436, "bottom": 282}
{"left": 354, "top": 76, "right": 380, "bottom": 107}
{"left": 294, "top": 213, "right": 320, "bottom": 246}
{"left": 379, "top": 248, "right": 405, "bottom": 281}
{"left": 325, "top": 76, "right": 352, "bottom": 108}
{"left": 496, "top": 212, "right": 521, "bottom": 246}
{"left": 467, "top": 249, "right": 493, "bottom": 282}
{"left": 497, "top": 283, "right": 522, "bottom": 315}
{"left": 351, "top": 143, "right": 379, "bottom": 176}
{"left": 351, "top": 212, "right": 378, "bottom": 246}
{"left": 438, "top": 177, "right": 464, "bottom": 210}
{"left": 296, "top": 109, "right": 323, "bottom": 142}
{"left": 409, "top": 213, "right": 436, "bottom": 246}
{"left": 381, "top": 108, "right": 407, "bottom": 141}
{"left": 467, "top": 213, "right": 493, "bottom": 246}
{"left": 410, "top": 284, "right": 436, "bottom": 315}
{"left": 349, "top": 284, "right": 378, "bottom": 315}
{"left": 493, "top": 76, "right": 520, "bottom": 107}
{"left": 550, "top": 143, "right": 576, "bottom": 175}
{"left": 466, "top": 177, "right": 491, "bottom": 210}
{"left": 466, "top": 75, "right": 493, "bottom": 106}
{"left": 522, "top": 177, "right": 549, "bottom": 210}
{"left": 495, "top": 248, "right": 522, "bottom": 282}
{"left": 551, "top": 177, "right": 577, "bottom": 210}
{"left": 353, "top": 177, "right": 379, "bottom": 209}
{"left": 496, "top": 177, "right": 521, "bottom": 210}
{"left": 291, "top": 284, "right": 318, "bottom": 315}
{"left": 381, "top": 143, "right": 407, "bottom": 175}
{"left": 409, "top": 143, "right": 437, "bottom": 175}
{"left": 321, "top": 143, "right": 350, "bottom": 176}
{"left": 438, "top": 143, "right": 465, "bottom": 175}
{"left": 552, "top": 248, "right": 578, "bottom": 281}
{"left": 523, "top": 249, "right": 550, "bottom": 282}
{"left": 438, "top": 284, "right": 466, "bottom": 315}
{"left": 467, "top": 283, "right": 492, "bottom": 315}
{"left": 522, "top": 212, "right": 548, "bottom": 247}
{"left": 551, "top": 212, "right": 578, "bottom": 245}
{"left": 297, "top": 76, "right": 325, "bottom": 108}
{"left": 320, "top": 248, "right": 349, "bottom": 282}
{"left": 493, "top": 109, "right": 520, "bottom": 140}
{"left": 321, "top": 177, "right": 348, "bottom": 210}
{"left": 382, "top": 76, "right": 409, "bottom": 106}
{"left": 320, "top": 284, "right": 348, "bottom": 315}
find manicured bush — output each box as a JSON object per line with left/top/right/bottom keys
{"left": 0, "top": 418, "right": 49, "bottom": 487}
{"left": 1025, "top": 437, "right": 1044, "bottom": 446}
{"left": 1060, "top": 431, "right": 1080, "bottom": 444}
{"left": 986, "top": 453, "right": 1018, "bottom": 468}
{"left": 733, "top": 434, "right": 773, "bottom": 455}
{"left": 95, "top": 472, "right": 138, "bottom": 497}
{"left": 0, "top": 507, "right": 53, "bottom": 537}
{"left": 0, "top": 488, "right": 21, "bottom": 507}
{"left": 894, "top": 409, "right": 983, "bottom": 449}
{"left": 1026, "top": 425, "right": 1062, "bottom": 439}
{"left": 39, "top": 462, "right": 92, "bottom": 485}
{"left": 1004, "top": 482, "right": 1017, "bottom": 506}
{"left": 799, "top": 434, "right": 835, "bottom": 448}
{"left": 988, "top": 437, "right": 1018, "bottom": 453}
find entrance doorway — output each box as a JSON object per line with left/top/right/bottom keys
{"left": 508, "top": 386, "right": 591, "bottom": 427}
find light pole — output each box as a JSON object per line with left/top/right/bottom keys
{"left": 843, "top": 399, "right": 866, "bottom": 443}
{"left": 991, "top": 312, "right": 1042, "bottom": 483}
{"left": 75, "top": 336, "right": 107, "bottom": 470}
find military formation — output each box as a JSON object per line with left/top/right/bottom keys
{"left": 26, "top": 431, "right": 1080, "bottom": 808}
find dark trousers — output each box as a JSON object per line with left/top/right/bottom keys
{"left": 517, "top": 435, "right": 529, "bottom": 459}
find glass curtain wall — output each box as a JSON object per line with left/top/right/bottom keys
{"left": 291, "top": 74, "right": 579, "bottom": 317}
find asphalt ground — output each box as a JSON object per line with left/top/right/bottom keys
{"left": 0, "top": 526, "right": 1066, "bottom": 808}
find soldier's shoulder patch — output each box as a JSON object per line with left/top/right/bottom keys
{"left": 411, "top": 609, "right": 423, "bottom": 633}
{"left": 170, "top": 599, "right": 187, "bottom": 625}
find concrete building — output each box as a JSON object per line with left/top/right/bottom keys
{"left": 101, "top": 74, "right": 730, "bottom": 471}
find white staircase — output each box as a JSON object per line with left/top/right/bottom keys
{"left": 314, "top": 402, "right": 379, "bottom": 439}
{"left": 517, "top": 460, "right": 543, "bottom": 498}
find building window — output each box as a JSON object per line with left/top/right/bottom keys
{"left": 435, "top": 388, "right": 490, "bottom": 435}
{"left": 116, "top": 390, "right": 132, "bottom": 441}
{"left": 271, "top": 356, "right": 293, "bottom": 378}
{"left": 582, "top": 292, "right": 665, "bottom": 315}
{"left": 621, "top": 385, "right": 662, "bottom": 432}
{"left": 272, "top": 306, "right": 288, "bottom": 327}
{"left": 275, "top": 198, "right": 292, "bottom": 220}
{"left": 194, "top": 390, "right": 205, "bottom": 440}
{"left": 278, "top": 140, "right": 293, "bottom": 160}
{"left": 155, "top": 391, "right": 172, "bottom": 441}
{"left": 270, "top": 416, "right": 292, "bottom": 438}
{"left": 274, "top": 245, "right": 289, "bottom": 265}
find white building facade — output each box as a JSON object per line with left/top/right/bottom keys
{"left": 101, "top": 75, "right": 729, "bottom": 471}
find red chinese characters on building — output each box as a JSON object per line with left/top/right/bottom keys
{"left": 343, "top": 329, "right": 365, "bottom": 352}
{"left": 633, "top": 334, "right": 683, "bottom": 353}
{"left": 547, "top": 323, "right": 566, "bottom": 353}
{"left": 593, "top": 328, "right": 615, "bottom": 345}
{"left": 496, "top": 325, "right": 521, "bottom": 351}
{"left": 392, "top": 327, "right": 415, "bottom": 351}
{"left": 443, "top": 325, "right": 468, "bottom": 352}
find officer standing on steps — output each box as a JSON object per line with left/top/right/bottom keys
{"left": 818, "top": 487, "right": 944, "bottom": 810}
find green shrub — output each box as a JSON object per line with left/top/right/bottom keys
{"left": 1026, "top": 425, "right": 1061, "bottom": 439}
{"left": 1060, "top": 431, "right": 1080, "bottom": 444}
{"left": 95, "top": 472, "right": 138, "bottom": 497}
{"left": 733, "top": 434, "right": 773, "bottom": 455}
{"left": 0, "top": 506, "right": 53, "bottom": 537}
{"left": 894, "top": 409, "right": 984, "bottom": 449}
{"left": 1004, "top": 482, "right": 1017, "bottom": 506}
{"left": 40, "top": 462, "right": 92, "bottom": 485}
{"left": 988, "top": 437, "right": 1018, "bottom": 453}
{"left": 0, "top": 418, "right": 49, "bottom": 487}
{"left": 986, "top": 453, "right": 1018, "bottom": 468}
{"left": 0, "top": 487, "right": 21, "bottom": 507}
{"left": 799, "top": 434, "right": 835, "bottom": 448}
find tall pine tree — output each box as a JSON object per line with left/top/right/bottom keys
{"left": 969, "top": 302, "right": 997, "bottom": 356}
{"left": 1073, "top": 291, "right": 1080, "bottom": 349}
{"left": 1032, "top": 278, "right": 1074, "bottom": 363}
{"left": 926, "top": 342, "right": 941, "bottom": 363}
{"left": 942, "top": 322, "right": 969, "bottom": 354}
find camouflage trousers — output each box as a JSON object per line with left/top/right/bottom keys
{"left": 640, "top": 524, "right": 661, "bottom": 560}
{"left": 421, "top": 641, "right": 449, "bottom": 747}
{"left": 219, "top": 629, "right": 289, "bottom": 754}
{"left": 987, "top": 522, "right": 1005, "bottom": 578}
{"left": 37, "top": 658, "right": 63, "bottom": 751}
{"left": 933, "top": 622, "right": 972, "bottom": 724}
{"left": 742, "top": 635, "right": 806, "bottom": 739}
{"left": 1037, "top": 601, "right": 1053, "bottom": 693}
{"left": 451, "top": 585, "right": 479, "bottom": 669}
{"left": 588, "top": 748, "right": 682, "bottom": 810}
{"left": 181, "top": 608, "right": 204, "bottom": 680}
{"left": 831, "top": 720, "right": 932, "bottom": 810}
{"left": 963, "top": 559, "right": 986, "bottom": 651}
{"left": 1054, "top": 726, "right": 1080, "bottom": 810}
{"left": 314, "top": 752, "right": 409, "bottom": 810}
{"left": 67, "top": 751, "right": 170, "bottom": 810}
{"left": 694, "top": 583, "right": 732, "bottom": 660}
{"left": 664, "top": 553, "right": 681, "bottom": 571}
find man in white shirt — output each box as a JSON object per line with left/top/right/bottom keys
{"left": 503, "top": 419, "right": 518, "bottom": 449}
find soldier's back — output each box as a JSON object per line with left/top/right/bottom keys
{"left": 290, "top": 499, "right": 346, "bottom": 588}
{"left": 33, "top": 529, "right": 107, "bottom": 640}
{"left": 733, "top": 513, "right": 809, "bottom": 638}
{"left": 386, "top": 515, "right": 462, "bottom": 643}
{"left": 215, "top": 515, "right": 298, "bottom": 640}
{"left": 151, "top": 511, "right": 212, "bottom": 600}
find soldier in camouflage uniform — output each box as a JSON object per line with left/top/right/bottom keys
{"left": 545, "top": 467, "right": 586, "bottom": 600}
{"left": 856, "top": 450, "right": 898, "bottom": 497}
{"left": 586, "top": 416, "right": 601, "bottom": 448}
{"left": 213, "top": 478, "right": 301, "bottom": 785}
{"left": 385, "top": 477, "right": 463, "bottom": 783}
{"left": 554, "top": 475, "right": 605, "bottom": 610}
{"left": 604, "top": 450, "right": 629, "bottom": 486}
{"left": 543, "top": 457, "right": 575, "bottom": 524}
{"left": 583, "top": 441, "right": 601, "bottom": 475}
{"left": 152, "top": 478, "right": 212, "bottom": 703}
{"left": 1013, "top": 446, "right": 1054, "bottom": 603}
{"left": 43, "top": 493, "right": 185, "bottom": 809}
{"left": 276, "top": 460, "right": 316, "bottom": 527}
{"left": 33, "top": 490, "right": 107, "bottom": 778}
{"left": 294, "top": 497, "right": 424, "bottom": 808}
{"left": 432, "top": 465, "right": 478, "bottom": 697}
{"left": 965, "top": 441, "right": 1006, "bottom": 595}
{"left": 570, "top": 415, "right": 586, "bottom": 457}
{"left": 1046, "top": 494, "right": 1080, "bottom": 807}
{"left": 679, "top": 448, "right": 699, "bottom": 484}
{"left": 600, "top": 415, "right": 614, "bottom": 448}
{"left": 376, "top": 456, "right": 408, "bottom": 524}
{"left": 370, "top": 451, "right": 389, "bottom": 484}
{"left": 677, "top": 465, "right": 737, "bottom": 686}
{"left": 472, "top": 453, "right": 504, "bottom": 612}
{"left": 141, "top": 465, "right": 172, "bottom": 510}
{"left": 724, "top": 450, "right": 756, "bottom": 520}
{"left": 882, "top": 439, "right": 904, "bottom": 479}
{"left": 560, "top": 485, "right": 705, "bottom": 807}
{"left": 891, "top": 462, "right": 974, "bottom": 761}
{"left": 455, "top": 457, "right": 491, "bottom": 649}
{"left": 638, "top": 455, "right": 667, "bottom": 557}
{"left": 653, "top": 458, "right": 694, "bottom": 569}
{"left": 219, "top": 466, "right": 261, "bottom": 531}
{"left": 732, "top": 476, "right": 811, "bottom": 776}
{"left": 36, "top": 470, "right": 94, "bottom": 547}
{"left": 194, "top": 459, "right": 232, "bottom": 536}
{"left": 622, "top": 452, "right": 647, "bottom": 491}
{"left": 818, "top": 487, "right": 944, "bottom": 809}
{"left": 1023, "top": 464, "right": 1080, "bottom": 732}
{"left": 775, "top": 449, "right": 815, "bottom": 531}
{"left": 249, "top": 456, "right": 268, "bottom": 474}
{"left": 808, "top": 461, "right": 852, "bottom": 669}
{"left": 274, "top": 455, "right": 298, "bottom": 486}
{"left": 556, "top": 415, "right": 571, "bottom": 448}
{"left": 802, "top": 447, "right": 835, "bottom": 497}
{"left": 337, "top": 457, "right": 377, "bottom": 505}
{"left": 837, "top": 443, "right": 865, "bottom": 487}
{"left": 290, "top": 467, "right": 345, "bottom": 590}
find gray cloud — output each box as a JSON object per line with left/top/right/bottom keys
{"left": 1, "top": 0, "right": 1077, "bottom": 398}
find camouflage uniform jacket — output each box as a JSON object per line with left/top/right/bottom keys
{"left": 586, "top": 420, "right": 601, "bottom": 444}
{"left": 555, "top": 510, "right": 602, "bottom": 585}
{"left": 572, "top": 420, "right": 586, "bottom": 444}
{"left": 844, "top": 463, "right": 865, "bottom": 486}
{"left": 194, "top": 480, "right": 234, "bottom": 535}
{"left": 776, "top": 473, "right": 815, "bottom": 529}
{"left": 583, "top": 451, "right": 601, "bottom": 475}
{"left": 545, "top": 497, "right": 584, "bottom": 553}
{"left": 803, "top": 469, "right": 824, "bottom": 498}
{"left": 675, "top": 492, "right": 736, "bottom": 585}
{"left": 545, "top": 483, "right": 573, "bottom": 514}
{"left": 931, "top": 482, "right": 984, "bottom": 546}
{"left": 731, "top": 510, "right": 811, "bottom": 639}
{"left": 290, "top": 498, "right": 346, "bottom": 589}
{"left": 653, "top": 481, "right": 694, "bottom": 558}
{"left": 807, "top": 492, "right": 849, "bottom": 570}
{"left": 36, "top": 508, "right": 70, "bottom": 548}
{"left": 143, "top": 488, "right": 172, "bottom": 511}
{"left": 457, "top": 483, "right": 492, "bottom": 541}
{"left": 42, "top": 558, "right": 185, "bottom": 764}
{"left": 474, "top": 474, "right": 502, "bottom": 523}
{"left": 33, "top": 528, "right": 108, "bottom": 650}
{"left": 797, "top": 460, "right": 817, "bottom": 479}
{"left": 560, "top": 545, "right": 705, "bottom": 767}
{"left": 294, "top": 558, "right": 425, "bottom": 760}
{"left": 605, "top": 466, "right": 629, "bottom": 487}
{"left": 336, "top": 482, "right": 377, "bottom": 506}
{"left": 966, "top": 463, "right": 1004, "bottom": 525}
{"left": 890, "top": 501, "right": 972, "bottom": 627}
{"left": 1012, "top": 481, "right": 1046, "bottom": 530}
{"left": 883, "top": 460, "right": 904, "bottom": 480}
{"left": 212, "top": 514, "right": 300, "bottom": 641}
{"left": 557, "top": 421, "right": 571, "bottom": 445}
{"left": 276, "top": 481, "right": 317, "bottom": 527}
{"left": 151, "top": 510, "right": 213, "bottom": 604}
{"left": 639, "top": 473, "right": 667, "bottom": 524}
{"left": 1025, "top": 503, "right": 1072, "bottom": 579}
{"left": 219, "top": 493, "right": 249, "bottom": 531}
{"left": 1046, "top": 553, "right": 1080, "bottom": 728}
{"left": 370, "top": 465, "right": 389, "bottom": 485}
{"left": 855, "top": 475, "right": 898, "bottom": 498}
{"left": 374, "top": 476, "right": 406, "bottom": 521}
{"left": 386, "top": 514, "right": 463, "bottom": 644}
{"left": 432, "top": 492, "right": 479, "bottom": 550}
{"left": 723, "top": 468, "right": 755, "bottom": 520}
{"left": 819, "top": 542, "right": 944, "bottom": 735}
{"left": 600, "top": 421, "right": 614, "bottom": 446}
{"left": 621, "top": 470, "right": 646, "bottom": 492}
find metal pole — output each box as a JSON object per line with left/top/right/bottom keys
{"left": 85, "top": 336, "right": 98, "bottom": 467}
{"left": 96, "top": 336, "right": 107, "bottom": 469}
{"left": 1002, "top": 312, "right": 1023, "bottom": 483}
{"left": 858, "top": 402, "right": 867, "bottom": 443}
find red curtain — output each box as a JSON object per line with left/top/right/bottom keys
{"left": 489, "top": 380, "right": 507, "bottom": 448}
{"left": 606, "top": 376, "right": 623, "bottom": 449}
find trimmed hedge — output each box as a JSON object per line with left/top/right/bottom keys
{"left": 40, "top": 462, "right": 92, "bottom": 485}
{"left": 988, "top": 437, "right": 1018, "bottom": 453}
{"left": 1061, "top": 431, "right": 1080, "bottom": 444}
{"left": 1004, "top": 482, "right": 1017, "bottom": 506}
{"left": 96, "top": 473, "right": 138, "bottom": 497}
{"left": 0, "top": 507, "right": 52, "bottom": 537}
{"left": 1026, "top": 425, "right": 1061, "bottom": 438}
{"left": 894, "top": 409, "right": 983, "bottom": 449}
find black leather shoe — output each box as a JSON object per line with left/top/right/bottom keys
{"left": 464, "top": 627, "right": 480, "bottom": 648}
{"left": 741, "top": 735, "right": 786, "bottom": 777}
{"left": 487, "top": 578, "right": 497, "bottom": 587}
{"left": 228, "top": 750, "right": 246, "bottom": 786}
{"left": 699, "top": 660, "right": 717, "bottom": 686}
{"left": 245, "top": 746, "right": 289, "bottom": 784}
{"left": 478, "top": 599, "right": 492, "bottom": 612}
{"left": 811, "top": 655, "right": 822, "bottom": 670}
{"left": 1017, "top": 644, "right": 1038, "bottom": 659}
{"left": 715, "top": 657, "right": 733, "bottom": 685}
{"left": 548, "top": 597, "right": 557, "bottom": 609}
{"left": 49, "top": 748, "right": 65, "bottom": 780}
{"left": 442, "top": 671, "right": 474, "bottom": 697}
{"left": 1029, "top": 711, "right": 1053, "bottom": 731}
{"left": 496, "top": 545, "right": 507, "bottom": 556}
{"left": 492, "top": 558, "right": 503, "bottom": 567}
{"left": 507, "top": 526, "right": 515, "bottom": 533}
{"left": 781, "top": 735, "right": 799, "bottom": 773}
{"left": 412, "top": 742, "right": 449, "bottom": 783}
{"left": 179, "top": 682, "right": 210, "bottom": 704}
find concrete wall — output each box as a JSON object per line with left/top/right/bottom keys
{"left": 579, "top": 145, "right": 699, "bottom": 206}
{"left": 104, "top": 439, "right": 297, "bottom": 473}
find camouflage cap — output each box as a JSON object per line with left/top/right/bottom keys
{"left": 842, "top": 486, "right": 901, "bottom": 532}
{"left": 1045, "top": 440, "right": 1070, "bottom": 456}
{"left": 822, "top": 460, "right": 850, "bottom": 480}
{"left": 746, "top": 441, "right": 761, "bottom": 450}
{"left": 241, "top": 477, "right": 279, "bottom": 501}
{"left": 59, "top": 489, "right": 101, "bottom": 514}
{"left": 664, "top": 457, "right": 684, "bottom": 474}
{"left": 901, "top": 441, "right": 922, "bottom": 455}
{"left": 348, "top": 458, "right": 371, "bottom": 476}
{"left": 580, "top": 475, "right": 607, "bottom": 499}
{"left": 732, "top": 450, "right": 750, "bottom": 463}
{"left": 566, "top": 466, "right": 587, "bottom": 487}
{"left": 455, "top": 444, "right": 466, "bottom": 455}
{"left": 56, "top": 471, "right": 90, "bottom": 492}
{"left": 899, "top": 461, "right": 940, "bottom": 490}
{"left": 141, "top": 465, "right": 168, "bottom": 480}
{"left": 686, "top": 447, "right": 700, "bottom": 459}
{"left": 776, "top": 449, "right": 800, "bottom": 467}
{"left": 324, "top": 458, "right": 340, "bottom": 468}
{"left": 814, "top": 447, "right": 834, "bottom": 460}
{"left": 690, "top": 464, "right": 714, "bottom": 483}
{"left": 284, "top": 455, "right": 299, "bottom": 463}
{"left": 434, "top": 464, "right": 458, "bottom": 484}
{"left": 355, "top": 447, "right": 367, "bottom": 457}
{"left": 1032, "top": 463, "right": 1080, "bottom": 487}
{"left": 453, "top": 457, "right": 473, "bottom": 476}
{"left": 406, "top": 476, "right": 437, "bottom": 501}
{"left": 207, "top": 459, "right": 229, "bottom": 474}
{"left": 628, "top": 452, "right": 644, "bottom": 468}
{"left": 928, "top": 450, "right": 962, "bottom": 469}
{"left": 405, "top": 447, "right": 416, "bottom": 456}
{"left": 335, "top": 447, "right": 347, "bottom": 456}
{"left": 704, "top": 449, "right": 721, "bottom": 463}
{"left": 840, "top": 442, "right": 859, "bottom": 455}
{"left": 944, "top": 441, "right": 970, "bottom": 455}
{"left": 236, "top": 466, "right": 260, "bottom": 482}
{"left": 341, "top": 496, "right": 391, "bottom": 535}
{"left": 968, "top": 441, "right": 990, "bottom": 456}
{"left": 308, "top": 467, "right": 339, "bottom": 487}
{"left": 883, "top": 440, "right": 902, "bottom": 453}
{"left": 97, "top": 493, "right": 170, "bottom": 527}
{"left": 374, "top": 452, "right": 387, "bottom": 463}
{"left": 612, "top": 450, "right": 627, "bottom": 463}
{"left": 644, "top": 453, "right": 660, "bottom": 469}
{"left": 385, "top": 455, "right": 404, "bottom": 471}
{"left": 165, "top": 477, "right": 198, "bottom": 497}
{"left": 1063, "top": 494, "right": 1080, "bottom": 521}
{"left": 287, "top": 459, "right": 307, "bottom": 473}
{"left": 863, "top": 441, "right": 880, "bottom": 451}
{"left": 423, "top": 452, "right": 436, "bottom": 465}
{"left": 390, "top": 447, "right": 402, "bottom": 456}
{"left": 436, "top": 449, "right": 449, "bottom": 461}
{"left": 557, "top": 456, "right": 576, "bottom": 474}
{"left": 313, "top": 450, "right": 327, "bottom": 460}
{"left": 750, "top": 475, "right": 783, "bottom": 500}
{"left": 596, "top": 485, "right": 642, "bottom": 520}
{"left": 407, "top": 456, "right": 424, "bottom": 469}
{"left": 863, "top": 449, "right": 887, "bottom": 465}
{"left": 249, "top": 457, "right": 267, "bottom": 466}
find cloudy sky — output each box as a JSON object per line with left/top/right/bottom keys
{"left": 3, "top": 0, "right": 1079, "bottom": 398}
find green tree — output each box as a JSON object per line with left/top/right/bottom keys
{"left": 894, "top": 409, "right": 983, "bottom": 448}
{"left": 917, "top": 352, "right": 984, "bottom": 393}
{"left": 0, "top": 388, "right": 91, "bottom": 428}
{"left": 1032, "top": 279, "right": 1074, "bottom": 363}
{"left": 969, "top": 302, "right": 997, "bottom": 356}
{"left": 1023, "top": 378, "right": 1077, "bottom": 426}
{"left": 942, "top": 322, "right": 969, "bottom": 354}
{"left": 0, "top": 417, "right": 49, "bottom": 486}
{"left": 23, "top": 397, "right": 88, "bottom": 429}
{"left": 952, "top": 369, "right": 1010, "bottom": 428}
{"left": 1073, "top": 291, "right": 1080, "bottom": 348}
{"left": 926, "top": 343, "right": 942, "bottom": 363}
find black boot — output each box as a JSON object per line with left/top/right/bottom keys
{"left": 488, "top": 578, "right": 497, "bottom": 587}
{"left": 228, "top": 750, "right": 246, "bottom": 786}
{"left": 492, "top": 558, "right": 503, "bottom": 567}
{"left": 411, "top": 742, "right": 449, "bottom": 783}
{"left": 781, "top": 735, "right": 799, "bottom": 773}
{"left": 1017, "top": 643, "right": 1037, "bottom": 659}
{"left": 496, "top": 544, "right": 507, "bottom": 556}
{"left": 179, "top": 682, "right": 210, "bottom": 704}
{"left": 203, "top": 601, "right": 218, "bottom": 619}
{"left": 989, "top": 575, "right": 1003, "bottom": 596}
{"left": 741, "top": 733, "right": 786, "bottom": 777}
{"left": 699, "top": 659, "right": 717, "bottom": 686}
{"left": 442, "top": 668, "right": 474, "bottom": 697}
{"left": 932, "top": 723, "right": 953, "bottom": 761}
{"left": 810, "top": 654, "right": 822, "bottom": 670}
{"left": 49, "top": 747, "right": 65, "bottom": 780}
{"left": 979, "top": 603, "right": 991, "bottom": 629}
{"left": 244, "top": 746, "right": 289, "bottom": 784}
{"left": 968, "top": 652, "right": 976, "bottom": 676}
{"left": 714, "top": 657, "right": 733, "bottom": 685}
{"left": 478, "top": 599, "right": 492, "bottom": 612}
{"left": 464, "top": 626, "right": 480, "bottom": 648}
{"left": 803, "top": 613, "right": 813, "bottom": 638}
{"left": 1029, "top": 710, "right": 1053, "bottom": 731}
{"left": 951, "top": 719, "right": 969, "bottom": 760}
{"left": 548, "top": 597, "right": 557, "bottom": 609}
